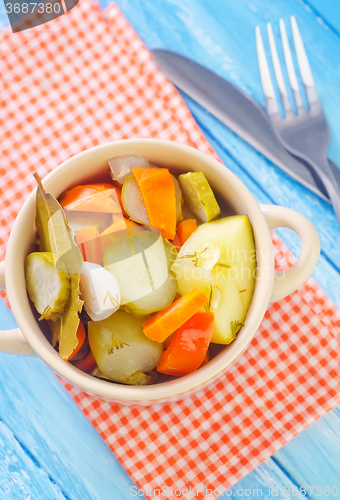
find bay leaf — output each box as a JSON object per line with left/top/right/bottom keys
{"left": 34, "top": 173, "right": 84, "bottom": 358}
{"left": 49, "top": 273, "right": 83, "bottom": 358}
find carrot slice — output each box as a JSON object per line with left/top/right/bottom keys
{"left": 61, "top": 184, "right": 124, "bottom": 214}
{"left": 171, "top": 233, "right": 181, "bottom": 252}
{"left": 73, "top": 351, "right": 97, "bottom": 373}
{"left": 200, "top": 351, "right": 209, "bottom": 367}
{"left": 66, "top": 321, "right": 86, "bottom": 361}
{"left": 76, "top": 226, "right": 103, "bottom": 265}
{"left": 143, "top": 288, "right": 208, "bottom": 343}
{"left": 132, "top": 167, "right": 176, "bottom": 240}
{"left": 177, "top": 219, "right": 197, "bottom": 246}
{"left": 157, "top": 312, "right": 214, "bottom": 376}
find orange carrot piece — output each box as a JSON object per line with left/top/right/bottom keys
{"left": 73, "top": 351, "right": 97, "bottom": 373}
{"left": 61, "top": 183, "right": 123, "bottom": 214}
{"left": 171, "top": 233, "right": 181, "bottom": 252}
{"left": 200, "top": 351, "right": 209, "bottom": 367}
{"left": 76, "top": 226, "right": 103, "bottom": 265}
{"left": 61, "top": 183, "right": 113, "bottom": 205}
{"left": 143, "top": 288, "right": 208, "bottom": 343}
{"left": 66, "top": 321, "right": 86, "bottom": 361}
{"left": 157, "top": 312, "right": 214, "bottom": 376}
{"left": 132, "top": 167, "right": 176, "bottom": 240}
{"left": 177, "top": 219, "right": 197, "bottom": 246}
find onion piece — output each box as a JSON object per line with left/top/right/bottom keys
{"left": 108, "top": 155, "right": 150, "bottom": 187}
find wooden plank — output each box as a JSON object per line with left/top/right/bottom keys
{"left": 229, "top": 459, "right": 307, "bottom": 499}
{"left": 0, "top": 419, "right": 66, "bottom": 500}
{"left": 301, "top": 0, "right": 340, "bottom": 37}
{"left": 0, "top": 300, "right": 137, "bottom": 500}
{"left": 274, "top": 407, "right": 340, "bottom": 491}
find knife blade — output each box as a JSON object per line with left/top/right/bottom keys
{"left": 151, "top": 49, "right": 340, "bottom": 202}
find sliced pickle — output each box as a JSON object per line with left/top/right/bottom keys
{"left": 179, "top": 172, "right": 220, "bottom": 222}
{"left": 121, "top": 175, "right": 150, "bottom": 226}
{"left": 25, "top": 252, "right": 71, "bottom": 322}
{"left": 173, "top": 176, "right": 183, "bottom": 224}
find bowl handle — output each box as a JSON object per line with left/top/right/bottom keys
{"left": 260, "top": 205, "right": 320, "bottom": 303}
{"left": 0, "top": 260, "right": 35, "bottom": 356}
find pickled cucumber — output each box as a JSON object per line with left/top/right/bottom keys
{"left": 179, "top": 172, "right": 220, "bottom": 222}
{"left": 174, "top": 177, "right": 183, "bottom": 224}
{"left": 172, "top": 216, "right": 256, "bottom": 344}
{"left": 103, "top": 231, "right": 177, "bottom": 315}
{"left": 121, "top": 175, "right": 150, "bottom": 226}
{"left": 88, "top": 311, "right": 162, "bottom": 385}
{"left": 25, "top": 252, "right": 71, "bottom": 322}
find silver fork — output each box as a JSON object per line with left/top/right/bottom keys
{"left": 256, "top": 17, "right": 340, "bottom": 227}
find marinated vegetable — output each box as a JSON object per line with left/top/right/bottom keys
{"left": 64, "top": 210, "right": 112, "bottom": 235}
{"left": 25, "top": 252, "right": 71, "bottom": 322}
{"left": 122, "top": 172, "right": 182, "bottom": 227}
{"left": 109, "top": 155, "right": 150, "bottom": 186}
{"left": 121, "top": 175, "right": 150, "bottom": 226}
{"left": 172, "top": 215, "right": 256, "bottom": 344}
{"left": 67, "top": 321, "right": 86, "bottom": 361}
{"left": 73, "top": 350, "right": 97, "bottom": 373}
{"left": 33, "top": 173, "right": 84, "bottom": 359}
{"left": 179, "top": 172, "right": 220, "bottom": 222}
{"left": 157, "top": 312, "right": 214, "bottom": 376}
{"left": 143, "top": 288, "right": 209, "bottom": 343}
{"left": 26, "top": 156, "right": 256, "bottom": 385}
{"left": 132, "top": 167, "right": 176, "bottom": 239}
{"left": 77, "top": 226, "right": 102, "bottom": 265}
{"left": 79, "top": 262, "right": 120, "bottom": 322}
{"left": 61, "top": 183, "right": 123, "bottom": 214}
{"left": 176, "top": 219, "right": 197, "bottom": 247}
{"left": 88, "top": 311, "right": 162, "bottom": 385}
{"left": 103, "top": 231, "right": 178, "bottom": 315}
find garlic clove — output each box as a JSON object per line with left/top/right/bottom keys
{"left": 80, "top": 262, "right": 120, "bottom": 321}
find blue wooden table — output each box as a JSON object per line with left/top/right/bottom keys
{"left": 1, "top": 0, "right": 340, "bottom": 498}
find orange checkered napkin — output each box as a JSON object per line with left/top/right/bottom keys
{"left": 1, "top": 2, "right": 340, "bottom": 499}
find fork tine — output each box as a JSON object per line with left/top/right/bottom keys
{"left": 267, "top": 23, "right": 291, "bottom": 113}
{"left": 279, "top": 19, "right": 304, "bottom": 110}
{"left": 255, "top": 26, "right": 280, "bottom": 115}
{"left": 291, "top": 16, "right": 319, "bottom": 105}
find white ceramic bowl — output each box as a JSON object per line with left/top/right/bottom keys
{"left": 0, "top": 139, "right": 320, "bottom": 404}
